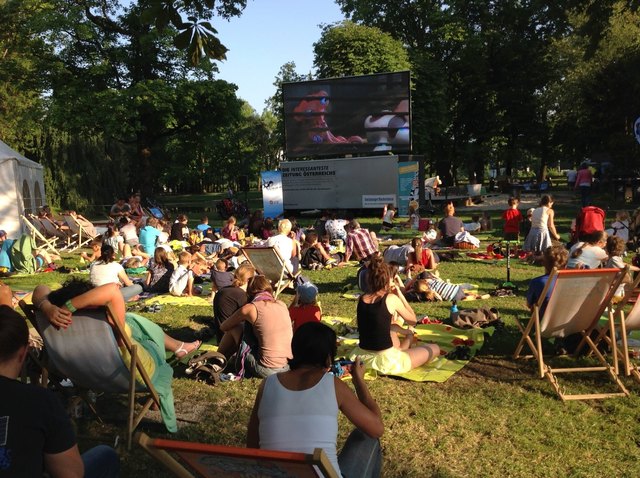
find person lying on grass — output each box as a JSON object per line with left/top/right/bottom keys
{"left": 247, "top": 322, "right": 383, "bottom": 478}
{"left": 349, "top": 254, "right": 440, "bottom": 374}
{"left": 31, "top": 279, "right": 202, "bottom": 433}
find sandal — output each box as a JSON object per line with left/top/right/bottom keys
{"left": 175, "top": 340, "right": 202, "bottom": 359}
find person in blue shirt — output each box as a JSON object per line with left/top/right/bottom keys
{"left": 526, "top": 244, "right": 568, "bottom": 317}
{"left": 196, "top": 216, "right": 212, "bottom": 236}
{"left": 139, "top": 217, "right": 162, "bottom": 254}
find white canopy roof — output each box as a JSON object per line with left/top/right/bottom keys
{"left": 0, "top": 140, "right": 43, "bottom": 170}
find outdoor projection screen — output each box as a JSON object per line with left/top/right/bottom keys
{"left": 282, "top": 71, "right": 411, "bottom": 158}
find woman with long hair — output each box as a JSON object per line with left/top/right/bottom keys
{"left": 144, "top": 247, "right": 175, "bottom": 293}
{"left": 212, "top": 263, "right": 255, "bottom": 342}
{"left": 247, "top": 322, "right": 383, "bottom": 477}
{"left": 406, "top": 237, "right": 438, "bottom": 274}
{"left": 350, "top": 255, "right": 440, "bottom": 374}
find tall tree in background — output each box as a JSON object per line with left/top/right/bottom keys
{"left": 335, "top": 0, "right": 573, "bottom": 182}
{"left": 313, "top": 21, "right": 410, "bottom": 78}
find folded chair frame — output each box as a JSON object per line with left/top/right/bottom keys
{"left": 20, "top": 214, "right": 61, "bottom": 256}
{"left": 241, "top": 246, "right": 300, "bottom": 298}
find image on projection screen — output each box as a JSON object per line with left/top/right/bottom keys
{"left": 283, "top": 71, "right": 411, "bottom": 158}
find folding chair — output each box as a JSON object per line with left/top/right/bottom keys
{"left": 241, "top": 246, "right": 300, "bottom": 298}
{"left": 19, "top": 301, "right": 162, "bottom": 449}
{"left": 609, "top": 272, "right": 640, "bottom": 382}
{"left": 20, "top": 214, "right": 60, "bottom": 255}
{"left": 513, "top": 268, "right": 629, "bottom": 401}
{"left": 38, "top": 215, "right": 73, "bottom": 250}
{"left": 136, "top": 432, "right": 339, "bottom": 478}
{"left": 63, "top": 214, "right": 97, "bottom": 251}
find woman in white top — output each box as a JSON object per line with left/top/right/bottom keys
{"left": 247, "top": 322, "right": 383, "bottom": 478}
{"left": 523, "top": 195, "right": 560, "bottom": 253}
{"left": 90, "top": 244, "right": 143, "bottom": 301}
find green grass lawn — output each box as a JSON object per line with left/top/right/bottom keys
{"left": 7, "top": 197, "right": 640, "bottom": 478}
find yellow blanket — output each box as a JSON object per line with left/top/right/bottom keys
{"left": 333, "top": 321, "right": 493, "bottom": 382}
{"left": 145, "top": 295, "right": 212, "bottom": 307}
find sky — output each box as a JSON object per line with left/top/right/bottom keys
{"left": 213, "top": 0, "right": 346, "bottom": 113}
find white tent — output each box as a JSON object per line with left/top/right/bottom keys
{"left": 0, "top": 140, "right": 46, "bottom": 239}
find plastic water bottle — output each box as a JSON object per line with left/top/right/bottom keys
{"left": 449, "top": 300, "right": 459, "bottom": 324}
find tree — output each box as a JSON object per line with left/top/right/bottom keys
{"left": 336, "top": 0, "right": 572, "bottom": 182}
{"left": 313, "top": 21, "right": 410, "bottom": 78}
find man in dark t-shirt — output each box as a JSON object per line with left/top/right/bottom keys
{"left": 213, "top": 285, "right": 248, "bottom": 342}
{"left": 0, "top": 304, "right": 119, "bottom": 478}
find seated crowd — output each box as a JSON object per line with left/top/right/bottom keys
{"left": 2, "top": 194, "right": 636, "bottom": 477}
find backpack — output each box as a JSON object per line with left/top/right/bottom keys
{"left": 454, "top": 307, "right": 502, "bottom": 329}
{"left": 300, "top": 247, "right": 323, "bottom": 269}
{"left": 573, "top": 206, "right": 605, "bottom": 241}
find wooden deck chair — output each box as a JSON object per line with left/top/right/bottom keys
{"left": 20, "top": 215, "right": 60, "bottom": 255}
{"left": 605, "top": 272, "right": 640, "bottom": 382}
{"left": 136, "top": 432, "right": 340, "bottom": 478}
{"left": 19, "top": 301, "right": 162, "bottom": 449}
{"left": 513, "top": 268, "right": 629, "bottom": 401}
{"left": 38, "top": 215, "right": 73, "bottom": 250}
{"left": 241, "top": 246, "right": 300, "bottom": 298}
{"left": 63, "top": 214, "right": 97, "bottom": 251}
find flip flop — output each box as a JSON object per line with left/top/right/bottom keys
{"left": 175, "top": 340, "right": 202, "bottom": 359}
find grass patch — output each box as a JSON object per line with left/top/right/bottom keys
{"left": 7, "top": 202, "right": 640, "bottom": 478}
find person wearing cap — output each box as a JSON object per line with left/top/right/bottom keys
{"left": 288, "top": 282, "right": 321, "bottom": 333}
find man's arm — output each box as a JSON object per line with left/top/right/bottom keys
{"left": 44, "top": 445, "right": 84, "bottom": 478}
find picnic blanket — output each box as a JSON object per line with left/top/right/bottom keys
{"left": 145, "top": 294, "right": 212, "bottom": 307}
{"left": 336, "top": 322, "right": 493, "bottom": 382}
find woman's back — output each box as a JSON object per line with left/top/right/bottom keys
{"left": 258, "top": 372, "right": 339, "bottom": 473}
{"left": 357, "top": 294, "right": 393, "bottom": 351}
{"left": 90, "top": 261, "right": 123, "bottom": 286}
{"left": 253, "top": 300, "right": 293, "bottom": 368}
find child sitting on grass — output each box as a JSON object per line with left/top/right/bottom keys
{"left": 211, "top": 258, "right": 234, "bottom": 292}
{"left": 605, "top": 235, "right": 640, "bottom": 299}
{"left": 381, "top": 203, "right": 396, "bottom": 231}
{"left": 80, "top": 238, "right": 102, "bottom": 263}
{"left": 169, "top": 251, "right": 198, "bottom": 296}
{"left": 288, "top": 282, "right": 321, "bottom": 333}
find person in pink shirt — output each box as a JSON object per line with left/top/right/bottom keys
{"left": 574, "top": 163, "right": 593, "bottom": 207}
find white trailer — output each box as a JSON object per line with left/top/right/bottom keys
{"left": 280, "top": 155, "right": 401, "bottom": 210}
